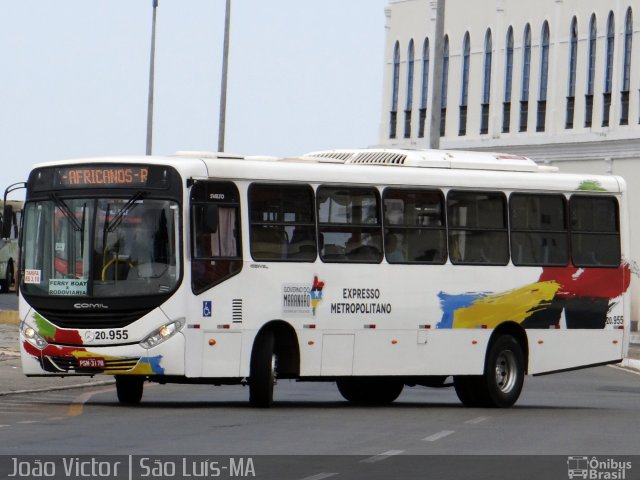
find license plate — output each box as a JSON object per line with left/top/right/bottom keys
{"left": 78, "top": 357, "right": 105, "bottom": 369}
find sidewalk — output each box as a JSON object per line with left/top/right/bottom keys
{"left": 1, "top": 313, "right": 639, "bottom": 396}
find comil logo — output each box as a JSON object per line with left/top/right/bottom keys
{"left": 567, "top": 456, "right": 632, "bottom": 479}
{"left": 73, "top": 303, "right": 109, "bottom": 309}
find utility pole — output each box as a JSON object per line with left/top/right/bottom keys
{"left": 218, "top": 0, "right": 231, "bottom": 152}
{"left": 429, "top": 0, "right": 445, "bottom": 149}
{"left": 146, "top": 0, "right": 158, "bottom": 156}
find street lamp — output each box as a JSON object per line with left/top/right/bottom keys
{"left": 218, "top": 0, "right": 231, "bottom": 152}
{"left": 146, "top": 0, "right": 158, "bottom": 156}
{"left": 429, "top": 0, "right": 445, "bottom": 149}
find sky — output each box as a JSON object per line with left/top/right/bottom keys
{"left": 0, "top": 0, "right": 389, "bottom": 196}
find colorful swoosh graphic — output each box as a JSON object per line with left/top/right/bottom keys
{"left": 438, "top": 264, "right": 631, "bottom": 329}
{"left": 24, "top": 312, "right": 164, "bottom": 375}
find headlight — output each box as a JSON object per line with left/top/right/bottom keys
{"left": 140, "top": 320, "right": 183, "bottom": 350}
{"left": 21, "top": 322, "right": 49, "bottom": 350}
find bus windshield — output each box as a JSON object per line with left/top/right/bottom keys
{"left": 21, "top": 196, "right": 180, "bottom": 298}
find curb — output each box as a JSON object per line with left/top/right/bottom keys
{"left": 0, "top": 380, "right": 115, "bottom": 397}
{"left": 619, "top": 358, "right": 640, "bottom": 372}
{"left": 0, "top": 310, "right": 19, "bottom": 325}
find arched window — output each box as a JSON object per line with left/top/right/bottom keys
{"left": 418, "top": 38, "right": 430, "bottom": 138}
{"left": 603, "top": 11, "right": 614, "bottom": 127}
{"left": 566, "top": 17, "right": 578, "bottom": 129}
{"left": 440, "top": 35, "right": 449, "bottom": 137}
{"left": 503, "top": 26, "right": 514, "bottom": 133}
{"left": 481, "top": 29, "right": 492, "bottom": 134}
{"left": 404, "top": 39, "right": 415, "bottom": 138}
{"left": 390, "top": 41, "right": 400, "bottom": 138}
{"left": 520, "top": 24, "right": 531, "bottom": 132}
{"left": 537, "top": 21, "right": 550, "bottom": 132}
{"left": 586, "top": 14, "right": 597, "bottom": 127}
{"left": 459, "top": 32, "right": 470, "bottom": 136}
{"left": 621, "top": 8, "right": 632, "bottom": 125}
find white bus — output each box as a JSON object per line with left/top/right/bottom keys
{"left": 0, "top": 202, "right": 22, "bottom": 293}
{"left": 18, "top": 149, "right": 631, "bottom": 408}
{"left": 0, "top": 184, "right": 25, "bottom": 293}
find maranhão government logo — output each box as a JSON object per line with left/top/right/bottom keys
{"left": 282, "top": 276, "right": 325, "bottom": 317}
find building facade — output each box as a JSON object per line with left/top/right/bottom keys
{"left": 379, "top": 0, "right": 640, "bottom": 325}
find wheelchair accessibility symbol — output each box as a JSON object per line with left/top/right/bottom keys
{"left": 203, "top": 301, "right": 212, "bottom": 317}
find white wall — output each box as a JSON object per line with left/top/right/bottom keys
{"left": 380, "top": 0, "right": 640, "bottom": 327}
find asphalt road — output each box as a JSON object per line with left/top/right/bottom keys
{"left": 1, "top": 366, "right": 639, "bottom": 455}
{"left": 1, "top": 366, "right": 639, "bottom": 479}
{"left": 0, "top": 293, "right": 17, "bottom": 311}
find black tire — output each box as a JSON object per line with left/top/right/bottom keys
{"left": 6, "top": 260, "right": 14, "bottom": 292}
{"left": 485, "top": 335, "right": 525, "bottom": 407}
{"left": 115, "top": 375, "right": 144, "bottom": 405}
{"left": 249, "top": 331, "right": 276, "bottom": 408}
{"left": 336, "top": 378, "right": 367, "bottom": 403}
{"left": 337, "top": 378, "right": 404, "bottom": 405}
{"left": 453, "top": 375, "right": 487, "bottom": 407}
{"left": 454, "top": 335, "right": 525, "bottom": 408}
{"left": 0, "top": 261, "right": 9, "bottom": 293}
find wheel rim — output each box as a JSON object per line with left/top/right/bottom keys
{"left": 271, "top": 354, "right": 277, "bottom": 386}
{"left": 494, "top": 350, "right": 518, "bottom": 393}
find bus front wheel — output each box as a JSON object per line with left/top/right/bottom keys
{"left": 454, "top": 334, "right": 524, "bottom": 408}
{"left": 249, "top": 331, "right": 276, "bottom": 408}
{"left": 115, "top": 375, "right": 144, "bottom": 405}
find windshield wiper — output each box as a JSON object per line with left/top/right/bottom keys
{"left": 50, "top": 194, "right": 83, "bottom": 232}
{"left": 105, "top": 191, "right": 146, "bottom": 233}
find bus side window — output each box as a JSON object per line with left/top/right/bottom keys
{"left": 383, "top": 188, "right": 447, "bottom": 264}
{"left": 248, "top": 184, "right": 316, "bottom": 262}
{"left": 191, "top": 182, "right": 242, "bottom": 294}
{"left": 317, "top": 186, "right": 382, "bottom": 264}
{"left": 570, "top": 195, "right": 620, "bottom": 267}
{"left": 510, "top": 193, "right": 568, "bottom": 266}
{"left": 447, "top": 191, "right": 509, "bottom": 265}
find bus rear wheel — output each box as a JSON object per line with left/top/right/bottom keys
{"left": 249, "top": 331, "right": 276, "bottom": 408}
{"left": 454, "top": 334, "right": 524, "bottom": 408}
{"left": 337, "top": 378, "right": 404, "bottom": 405}
{"left": 115, "top": 375, "right": 144, "bottom": 405}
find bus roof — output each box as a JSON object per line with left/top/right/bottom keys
{"left": 301, "top": 148, "right": 553, "bottom": 173}
{"left": 29, "top": 149, "right": 625, "bottom": 194}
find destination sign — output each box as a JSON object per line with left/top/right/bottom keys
{"left": 57, "top": 166, "right": 149, "bottom": 187}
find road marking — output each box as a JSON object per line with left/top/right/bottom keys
{"left": 422, "top": 430, "right": 455, "bottom": 442}
{"left": 464, "top": 416, "right": 490, "bottom": 425}
{"left": 68, "top": 386, "right": 115, "bottom": 417}
{"left": 0, "top": 425, "right": 10, "bottom": 428}
{"left": 16, "top": 420, "right": 38, "bottom": 424}
{"left": 298, "top": 473, "right": 339, "bottom": 480}
{"left": 361, "top": 450, "right": 404, "bottom": 463}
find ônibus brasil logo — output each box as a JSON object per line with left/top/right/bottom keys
{"left": 567, "top": 456, "right": 632, "bottom": 479}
